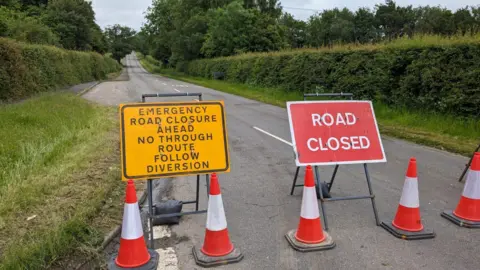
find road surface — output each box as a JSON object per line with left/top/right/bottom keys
{"left": 84, "top": 53, "right": 477, "bottom": 270}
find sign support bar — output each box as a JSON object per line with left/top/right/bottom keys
{"left": 141, "top": 92, "right": 210, "bottom": 249}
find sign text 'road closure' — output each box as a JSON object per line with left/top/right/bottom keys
{"left": 120, "top": 101, "right": 230, "bottom": 180}
{"left": 286, "top": 101, "right": 386, "bottom": 166}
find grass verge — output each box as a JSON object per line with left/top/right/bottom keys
{"left": 0, "top": 92, "right": 125, "bottom": 269}
{"left": 137, "top": 53, "right": 479, "bottom": 157}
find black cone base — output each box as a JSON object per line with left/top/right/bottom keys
{"left": 380, "top": 220, "right": 435, "bottom": 240}
{"left": 108, "top": 249, "right": 159, "bottom": 270}
{"left": 285, "top": 229, "right": 336, "bottom": 252}
{"left": 441, "top": 210, "right": 480, "bottom": 228}
{"left": 192, "top": 246, "right": 243, "bottom": 268}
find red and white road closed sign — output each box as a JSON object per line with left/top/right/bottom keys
{"left": 286, "top": 100, "right": 386, "bottom": 166}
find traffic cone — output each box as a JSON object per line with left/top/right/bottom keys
{"left": 285, "top": 165, "right": 335, "bottom": 252}
{"left": 442, "top": 152, "right": 480, "bottom": 228}
{"left": 192, "top": 173, "right": 243, "bottom": 267}
{"left": 108, "top": 180, "right": 159, "bottom": 270}
{"left": 381, "top": 158, "right": 435, "bottom": 240}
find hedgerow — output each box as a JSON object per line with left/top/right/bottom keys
{"left": 0, "top": 38, "right": 121, "bottom": 102}
{"left": 186, "top": 41, "right": 480, "bottom": 118}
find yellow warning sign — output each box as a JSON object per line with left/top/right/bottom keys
{"left": 119, "top": 101, "right": 230, "bottom": 180}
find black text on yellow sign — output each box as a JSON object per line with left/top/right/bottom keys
{"left": 119, "top": 101, "right": 230, "bottom": 180}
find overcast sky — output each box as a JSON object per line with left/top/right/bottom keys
{"left": 91, "top": 0, "right": 479, "bottom": 31}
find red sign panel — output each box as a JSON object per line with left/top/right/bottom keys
{"left": 286, "top": 100, "right": 386, "bottom": 166}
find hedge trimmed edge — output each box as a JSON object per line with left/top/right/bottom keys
{"left": 0, "top": 38, "right": 121, "bottom": 102}
{"left": 185, "top": 43, "right": 480, "bottom": 118}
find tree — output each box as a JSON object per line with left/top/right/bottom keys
{"left": 201, "top": 1, "right": 286, "bottom": 57}
{"left": 256, "top": 0, "right": 282, "bottom": 18}
{"left": 415, "top": 6, "right": 455, "bottom": 36}
{"left": 44, "top": 0, "right": 100, "bottom": 51}
{"left": 91, "top": 23, "right": 107, "bottom": 54}
{"left": 354, "top": 7, "right": 378, "bottom": 43}
{"left": 0, "top": 6, "right": 59, "bottom": 45}
{"left": 104, "top": 24, "right": 136, "bottom": 63}
{"left": 20, "top": 0, "right": 48, "bottom": 6}
{"left": 454, "top": 7, "right": 475, "bottom": 35}
{"left": 471, "top": 6, "right": 480, "bottom": 35}
{"left": 279, "top": 12, "right": 307, "bottom": 48}
{"left": 306, "top": 8, "right": 356, "bottom": 47}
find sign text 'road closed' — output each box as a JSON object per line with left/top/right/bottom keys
{"left": 286, "top": 100, "right": 386, "bottom": 166}
{"left": 119, "top": 101, "right": 230, "bottom": 180}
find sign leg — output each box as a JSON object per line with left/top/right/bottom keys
{"left": 290, "top": 167, "right": 300, "bottom": 195}
{"left": 327, "top": 165, "right": 339, "bottom": 192}
{"left": 205, "top": 174, "right": 210, "bottom": 198}
{"left": 147, "top": 179, "right": 155, "bottom": 249}
{"left": 459, "top": 143, "right": 480, "bottom": 182}
{"left": 196, "top": 175, "right": 200, "bottom": 211}
{"left": 363, "top": 164, "right": 380, "bottom": 226}
{"left": 314, "top": 166, "right": 328, "bottom": 231}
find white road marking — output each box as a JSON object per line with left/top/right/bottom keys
{"left": 155, "top": 247, "right": 178, "bottom": 270}
{"left": 153, "top": 225, "right": 171, "bottom": 238}
{"left": 253, "top": 126, "right": 293, "bottom": 146}
{"left": 148, "top": 225, "right": 178, "bottom": 270}
{"left": 193, "top": 99, "right": 199, "bottom": 101}
{"left": 163, "top": 83, "right": 167, "bottom": 86}
{"left": 174, "top": 89, "right": 180, "bottom": 92}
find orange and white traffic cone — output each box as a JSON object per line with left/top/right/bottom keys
{"left": 381, "top": 158, "right": 435, "bottom": 240}
{"left": 192, "top": 173, "right": 243, "bottom": 267}
{"left": 442, "top": 152, "right": 480, "bottom": 228}
{"left": 108, "top": 180, "right": 159, "bottom": 270}
{"left": 285, "top": 165, "right": 335, "bottom": 252}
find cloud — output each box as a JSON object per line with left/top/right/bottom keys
{"left": 91, "top": 0, "right": 152, "bottom": 30}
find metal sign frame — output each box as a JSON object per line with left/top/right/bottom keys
{"left": 141, "top": 92, "right": 210, "bottom": 249}
{"left": 458, "top": 143, "right": 480, "bottom": 182}
{"left": 288, "top": 92, "right": 381, "bottom": 231}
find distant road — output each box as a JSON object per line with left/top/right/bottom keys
{"left": 84, "top": 53, "right": 477, "bottom": 270}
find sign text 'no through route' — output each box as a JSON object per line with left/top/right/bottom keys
{"left": 119, "top": 101, "right": 230, "bottom": 180}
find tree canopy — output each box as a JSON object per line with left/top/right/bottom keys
{"left": 140, "top": 0, "right": 480, "bottom": 68}
{"left": 104, "top": 24, "right": 137, "bottom": 62}
{"left": 0, "top": 0, "right": 111, "bottom": 54}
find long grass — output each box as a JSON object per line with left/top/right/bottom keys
{"left": 0, "top": 92, "right": 123, "bottom": 269}
{"left": 140, "top": 60, "right": 479, "bottom": 156}
{"left": 195, "top": 33, "right": 480, "bottom": 61}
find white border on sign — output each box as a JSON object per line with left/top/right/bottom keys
{"left": 286, "top": 100, "right": 387, "bottom": 167}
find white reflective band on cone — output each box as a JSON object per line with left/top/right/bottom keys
{"left": 399, "top": 177, "right": 420, "bottom": 208}
{"left": 121, "top": 202, "right": 144, "bottom": 240}
{"left": 206, "top": 194, "right": 227, "bottom": 231}
{"left": 300, "top": 187, "right": 320, "bottom": 219}
{"left": 462, "top": 170, "right": 480, "bottom": 200}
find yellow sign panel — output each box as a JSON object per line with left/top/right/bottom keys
{"left": 119, "top": 101, "right": 230, "bottom": 180}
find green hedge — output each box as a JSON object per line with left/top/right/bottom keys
{"left": 0, "top": 38, "right": 121, "bottom": 102}
{"left": 186, "top": 43, "right": 480, "bottom": 118}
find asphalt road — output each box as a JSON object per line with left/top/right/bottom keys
{"left": 84, "top": 53, "right": 478, "bottom": 270}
